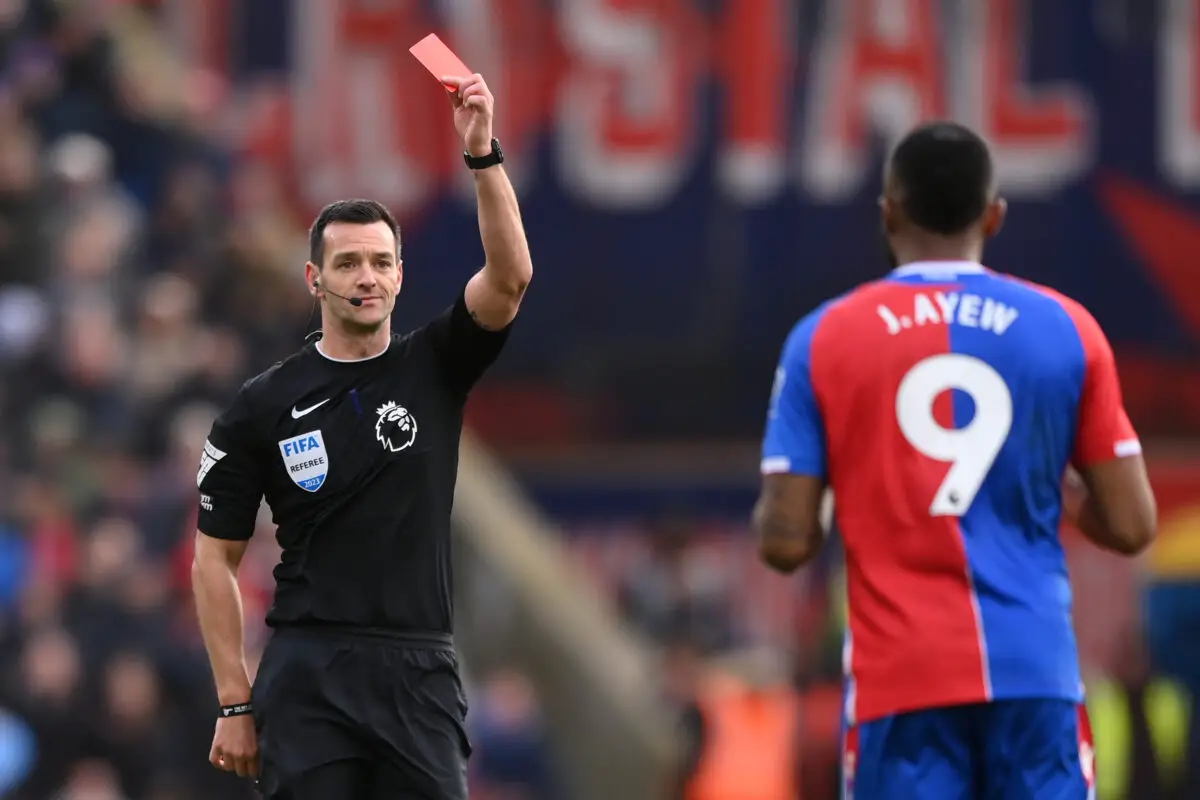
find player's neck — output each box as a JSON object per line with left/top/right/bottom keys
{"left": 891, "top": 236, "right": 983, "bottom": 267}
{"left": 316, "top": 320, "right": 390, "bottom": 361}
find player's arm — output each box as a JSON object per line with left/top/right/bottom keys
{"left": 754, "top": 317, "right": 829, "bottom": 573}
{"left": 1063, "top": 307, "right": 1156, "bottom": 555}
{"left": 191, "top": 388, "right": 265, "bottom": 708}
{"left": 446, "top": 74, "right": 533, "bottom": 332}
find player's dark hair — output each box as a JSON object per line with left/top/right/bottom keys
{"left": 888, "top": 122, "right": 994, "bottom": 236}
{"left": 308, "top": 199, "right": 401, "bottom": 267}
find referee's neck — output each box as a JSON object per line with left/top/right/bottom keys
{"left": 316, "top": 326, "right": 391, "bottom": 361}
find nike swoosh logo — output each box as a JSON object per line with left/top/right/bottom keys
{"left": 291, "top": 399, "right": 330, "bottom": 419}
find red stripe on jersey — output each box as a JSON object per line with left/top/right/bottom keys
{"left": 842, "top": 723, "right": 860, "bottom": 797}
{"left": 1077, "top": 704, "right": 1096, "bottom": 788}
{"left": 811, "top": 281, "right": 989, "bottom": 723}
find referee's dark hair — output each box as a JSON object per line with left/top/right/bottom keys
{"left": 309, "top": 199, "right": 401, "bottom": 267}
{"left": 886, "top": 122, "right": 995, "bottom": 235}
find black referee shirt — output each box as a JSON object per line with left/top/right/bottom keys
{"left": 196, "top": 292, "right": 509, "bottom": 636}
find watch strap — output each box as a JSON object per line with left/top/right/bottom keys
{"left": 464, "top": 138, "right": 504, "bottom": 170}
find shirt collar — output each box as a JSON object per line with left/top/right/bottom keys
{"left": 890, "top": 260, "right": 987, "bottom": 278}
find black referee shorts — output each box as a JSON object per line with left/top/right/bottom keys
{"left": 251, "top": 627, "right": 472, "bottom": 799}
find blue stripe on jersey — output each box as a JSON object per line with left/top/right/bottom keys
{"left": 761, "top": 301, "right": 838, "bottom": 478}
{"left": 940, "top": 273, "right": 1086, "bottom": 702}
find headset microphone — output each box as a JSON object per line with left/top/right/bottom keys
{"left": 313, "top": 280, "right": 363, "bottom": 307}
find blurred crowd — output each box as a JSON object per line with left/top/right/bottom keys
{"left": 0, "top": 1, "right": 310, "bottom": 797}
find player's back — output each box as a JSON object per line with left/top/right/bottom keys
{"left": 796, "top": 261, "right": 1126, "bottom": 724}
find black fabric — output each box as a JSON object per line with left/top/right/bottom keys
{"left": 196, "top": 292, "right": 509, "bottom": 635}
{"left": 252, "top": 628, "right": 472, "bottom": 800}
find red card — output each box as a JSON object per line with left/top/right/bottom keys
{"left": 409, "top": 34, "right": 471, "bottom": 92}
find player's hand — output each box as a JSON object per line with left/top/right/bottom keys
{"left": 442, "top": 73, "right": 495, "bottom": 157}
{"left": 210, "top": 714, "right": 260, "bottom": 778}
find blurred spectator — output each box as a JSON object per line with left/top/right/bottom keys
{"left": 2, "top": 626, "right": 92, "bottom": 797}
{"left": 469, "top": 667, "right": 563, "bottom": 800}
{"left": 674, "top": 648, "right": 799, "bottom": 800}
{"left": 1143, "top": 510, "right": 1200, "bottom": 799}
{"left": 0, "top": 705, "right": 36, "bottom": 794}
{"left": 617, "top": 515, "right": 739, "bottom": 655}
{"left": 1093, "top": 622, "right": 1193, "bottom": 800}
{"left": 53, "top": 758, "right": 129, "bottom": 800}
{"left": 91, "top": 651, "right": 189, "bottom": 799}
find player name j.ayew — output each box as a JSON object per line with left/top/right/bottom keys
{"left": 877, "top": 291, "right": 1019, "bottom": 337}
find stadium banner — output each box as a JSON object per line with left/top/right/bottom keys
{"left": 165, "top": 0, "right": 1200, "bottom": 438}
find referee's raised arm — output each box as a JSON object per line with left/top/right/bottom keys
{"left": 443, "top": 73, "right": 532, "bottom": 332}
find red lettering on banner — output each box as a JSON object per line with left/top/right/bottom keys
{"left": 800, "top": 0, "right": 945, "bottom": 200}
{"left": 556, "top": 0, "right": 703, "bottom": 208}
{"left": 292, "top": 2, "right": 451, "bottom": 218}
{"left": 984, "top": 1, "right": 1083, "bottom": 141}
{"left": 957, "top": 0, "right": 1091, "bottom": 193}
{"left": 1161, "top": 0, "right": 1200, "bottom": 187}
{"left": 717, "top": 0, "right": 791, "bottom": 204}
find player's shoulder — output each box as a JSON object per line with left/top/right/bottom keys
{"left": 777, "top": 292, "right": 853, "bottom": 361}
{"left": 790, "top": 278, "right": 899, "bottom": 336}
{"left": 778, "top": 279, "right": 906, "bottom": 364}
{"left": 983, "top": 273, "right": 1106, "bottom": 340}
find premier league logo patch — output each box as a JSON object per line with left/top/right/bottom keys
{"left": 375, "top": 401, "right": 417, "bottom": 453}
{"left": 279, "top": 430, "right": 329, "bottom": 492}
{"left": 196, "top": 439, "right": 226, "bottom": 488}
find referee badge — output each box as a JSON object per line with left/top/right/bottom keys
{"left": 278, "top": 430, "right": 329, "bottom": 492}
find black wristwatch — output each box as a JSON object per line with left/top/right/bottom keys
{"left": 464, "top": 138, "right": 504, "bottom": 170}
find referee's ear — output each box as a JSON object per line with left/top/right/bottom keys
{"left": 305, "top": 262, "right": 321, "bottom": 297}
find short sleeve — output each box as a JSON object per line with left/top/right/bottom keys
{"left": 761, "top": 312, "right": 828, "bottom": 478}
{"left": 197, "top": 384, "right": 265, "bottom": 541}
{"left": 421, "top": 291, "right": 511, "bottom": 396}
{"left": 1065, "top": 304, "right": 1141, "bottom": 468}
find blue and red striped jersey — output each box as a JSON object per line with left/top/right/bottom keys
{"left": 761, "top": 261, "right": 1140, "bottom": 725}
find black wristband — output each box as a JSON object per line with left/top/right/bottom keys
{"left": 220, "top": 702, "right": 252, "bottom": 718}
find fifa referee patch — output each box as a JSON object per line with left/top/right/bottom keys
{"left": 279, "top": 430, "right": 329, "bottom": 492}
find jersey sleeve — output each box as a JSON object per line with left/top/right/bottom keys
{"left": 196, "top": 383, "right": 265, "bottom": 541}
{"left": 421, "top": 291, "right": 512, "bottom": 396}
{"left": 1066, "top": 304, "right": 1141, "bottom": 468}
{"left": 761, "top": 312, "right": 828, "bottom": 478}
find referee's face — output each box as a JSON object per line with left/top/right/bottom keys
{"left": 318, "top": 221, "right": 401, "bottom": 331}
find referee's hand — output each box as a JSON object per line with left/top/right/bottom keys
{"left": 210, "top": 714, "right": 260, "bottom": 778}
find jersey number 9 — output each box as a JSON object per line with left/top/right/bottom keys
{"left": 896, "top": 354, "right": 1013, "bottom": 517}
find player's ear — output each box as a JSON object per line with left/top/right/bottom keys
{"left": 983, "top": 197, "right": 1007, "bottom": 239}
{"left": 879, "top": 196, "right": 899, "bottom": 236}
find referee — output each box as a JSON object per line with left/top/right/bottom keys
{"left": 191, "top": 72, "right": 531, "bottom": 799}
